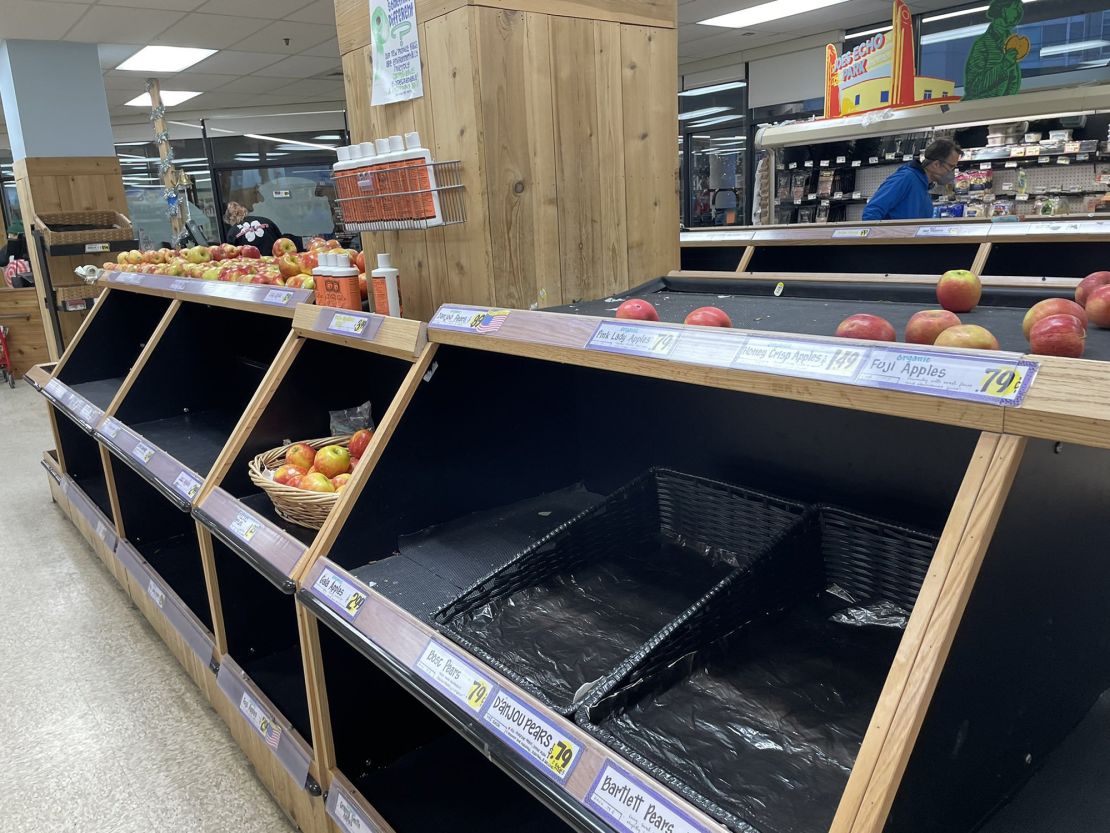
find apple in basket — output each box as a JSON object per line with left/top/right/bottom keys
{"left": 300, "top": 472, "right": 335, "bottom": 493}
{"left": 315, "top": 445, "right": 351, "bottom": 478}
{"left": 273, "top": 464, "right": 306, "bottom": 486}
{"left": 286, "top": 442, "right": 316, "bottom": 470}
{"left": 331, "top": 474, "right": 351, "bottom": 491}
{"left": 348, "top": 429, "right": 373, "bottom": 460}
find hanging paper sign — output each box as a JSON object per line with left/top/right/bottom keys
{"left": 370, "top": 0, "right": 425, "bottom": 105}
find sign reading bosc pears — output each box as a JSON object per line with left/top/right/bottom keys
{"left": 370, "top": 0, "right": 424, "bottom": 105}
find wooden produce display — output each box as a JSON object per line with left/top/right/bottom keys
{"left": 0, "top": 286, "right": 51, "bottom": 377}
{"left": 334, "top": 0, "right": 679, "bottom": 321}
{"left": 680, "top": 218, "right": 1110, "bottom": 281}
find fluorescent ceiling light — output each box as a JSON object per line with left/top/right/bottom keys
{"left": 679, "top": 106, "right": 731, "bottom": 121}
{"left": 691, "top": 134, "right": 712, "bottom": 139}
{"left": 116, "top": 45, "right": 216, "bottom": 73}
{"left": 679, "top": 81, "right": 747, "bottom": 97}
{"left": 700, "top": 0, "right": 849, "bottom": 28}
{"left": 314, "top": 134, "right": 341, "bottom": 140}
{"left": 921, "top": 23, "right": 986, "bottom": 45}
{"left": 125, "top": 90, "right": 202, "bottom": 107}
{"left": 846, "top": 24, "right": 892, "bottom": 38}
{"left": 923, "top": 0, "right": 1037, "bottom": 23}
{"left": 711, "top": 135, "right": 746, "bottom": 141}
{"left": 1041, "top": 39, "right": 1110, "bottom": 57}
{"left": 244, "top": 133, "right": 336, "bottom": 150}
{"left": 688, "top": 115, "right": 744, "bottom": 127}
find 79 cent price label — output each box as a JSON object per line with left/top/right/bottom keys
{"left": 414, "top": 640, "right": 495, "bottom": 714}
{"left": 857, "top": 347, "right": 1038, "bottom": 406}
{"left": 481, "top": 689, "right": 581, "bottom": 783}
{"left": 587, "top": 321, "right": 680, "bottom": 359}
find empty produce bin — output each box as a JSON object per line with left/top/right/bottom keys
{"left": 578, "top": 506, "right": 939, "bottom": 833}
{"left": 436, "top": 468, "right": 807, "bottom": 716}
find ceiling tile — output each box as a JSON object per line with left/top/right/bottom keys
{"left": 161, "top": 72, "right": 240, "bottom": 92}
{"left": 262, "top": 55, "right": 342, "bottom": 79}
{"left": 188, "top": 50, "right": 286, "bottom": 76}
{"left": 229, "top": 20, "right": 337, "bottom": 53}
{"left": 195, "top": 0, "right": 308, "bottom": 17}
{"left": 284, "top": 0, "right": 336, "bottom": 24}
{"left": 153, "top": 13, "right": 270, "bottom": 50}
{"left": 275, "top": 78, "right": 346, "bottom": 97}
{"left": 63, "top": 5, "right": 185, "bottom": 44}
{"left": 302, "top": 36, "right": 340, "bottom": 58}
{"left": 102, "top": 71, "right": 154, "bottom": 91}
{"left": 0, "top": 1, "right": 89, "bottom": 41}
{"left": 98, "top": 0, "right": 208, "bottom": 11}
{"left": 216, "top": 75, "right": 292, "bottom": 95}
{"left": 97, "top": 43, "right": 143, "bottom": 70}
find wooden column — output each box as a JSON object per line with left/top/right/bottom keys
{"left": 14, "top": 156, "right": 129, "bottom": 358}
{"left": 335, "top": 0, "right": 679, "bottom": 321}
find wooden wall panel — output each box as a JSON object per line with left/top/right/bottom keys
{"left": 595, "top": 21, "right": 629, "bottom": 298}
{"left": 479, "top": 0, "right": 674, "bottom": 26}
{"left": 0, "top": 288, "right": 49, "bottom": 377}
{"left": 621, "top": 25, "right": 679, "bottom": 285}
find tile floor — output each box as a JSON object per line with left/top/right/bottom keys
{"left": 0, "top": 382, "right": 297, "bottom": 832}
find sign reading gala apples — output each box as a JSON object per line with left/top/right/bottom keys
{"left": 370, "top": 0, "right": 424, "bottom": 105}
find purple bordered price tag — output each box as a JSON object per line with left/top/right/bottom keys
{"left": 481, "top": 689, "right": 581, "bottom": 783}
{"left": 327, "top": 311, "right": 382, "bottom": 340}
{"left": 132, "top": 442, "right": 155, "bottom": 464}
{"left": 587, "top": 321, "right": 680, "bottom": 359}
{"left": 430, "top": 305, "right": 510, "bottom": 334}
{"left": 239, "top": 691, "right": 282, "bottom": 748}
{"left": 414, "top": 640, "right": 495, "bottom": 714}
{"left": 172, "top": 471, "right": 201, "bottom": 500}
{"left": 262, "top": 289, "right": 294, "bottom": 306}
{"left": 311, "top": 567, "right": 368, "bottom": 621}
{"left": 586, "top": 761, "right": 710, "bottom": 833}
{"left": 856, "top": 348, "right": 1038, "bottom": 406}
{"left": 328, "top": 789, "right": 381, "bottom": 833}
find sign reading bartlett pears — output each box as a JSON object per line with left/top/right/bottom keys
{"left": 370, "top": 0, "right": 425, "bottom": 105}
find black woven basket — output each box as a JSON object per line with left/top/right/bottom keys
{"left": 576, "top": 505, "right": 940, "bottom": 833}
{"left": 434, "top": 468, "right": 808, "bottom": 716}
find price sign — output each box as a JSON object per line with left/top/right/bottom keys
{"left": 172, "top": 471, "right": 201, "bottom": 501}
{"left": 169, "top": 279, "right": 189, "bottom": 291}
{"left": 230, "top": 512, "right": 259, "bottom": 542}
{"left": 84, "top": 242, "right": 110, "bottom": 253}
{"left": 856, "top": 347, "right": 1037, "bottom": 405}
{"left": 732, "top": 337, "right": 866, "bottom": 381}
{"left": 833, "top": 191, "right": 844, "bottom": 199}
{"left": 852, "top": 191, "right": 862, "bottom": 199}
{"left": 312, "top": 567, "right": 368, "bottom": 621}
{"left": 77, "top": 403, "right": 97, "bottom": 426}
{"left": 44, "top": 379, "right": 66, "bottom": 399}
{"left": 95, "top": 521, "right": 108, "bottom": 541}
{"left": 430, "top": 306, "right": 510, "bottom": 334}
{"left": 101, "top": 418, "right": 121, "bottom": 439}
{"left": 903, "top": 154, "right": 914, "bottom": 161}
{"left": 916, "top": 226, "right": 959, "bottom": 237}
{"left": 586, "top": 762, "right": 709, "bottom": 833}
{"left": 793, "top": 198, "right": 801, "bottom": 205}
{"left": 328, "top": 312, "right": 372, "bottom": 336}
{"left": 482, "top": 689, "right": 581, "bottom": 783}
{"left": 1077, "top": 153, "right": 1090, "bottom": 162}
{"left": 852, "top": 160, "right": 862, "bottom": 167}
{"left": 980, "top": 162, "right": 992, "bottom": 170}
{"left": 804, "top": 160, "right": 813, "bottom": 168}
{"left": 885, "top": 153, "right": 896, "bottom": 160}
{"left": 1010, "top": 147, "right": 1026, "bottom": 157}
{"left": 147, "top": 579, "right": 165, "bottom": 609}
{"left": 1016, "top": 193, "right": 1029, "bottom": 201}
{"left": 807, "top": 193, "right": 817, "bottom": 200}
{"left": 788, "top": 162, "right": 797, "bottom": 170}
{"left": 820, "top": 159, "right": 829, "bottom": 167}
{"left": 836, "top": 156, "right": 846, "bottom": 164}
{"left": 832, "top": 228, "right": 870, "bottom": 238}
{"left": 239, "top": 691, "right": 282, "bottom": 748}
{"left": 262, "top": 289, "right": 294, "bottom": 306}
{"left": 331, "top": 792, "right": 381, "bottom": 833}
{"left": 1027, "top": 146, "right": 1041, "bottom": 157}
{"left": 1005, "top": 161, "right": 1018, "bottom": 168}
{"left": 587, "top": 321, "right": 680, "bottom": 359}
{"left": 132, "top": 442, "right": 155, "bottom": 464}
{"left": 114, "top": 273, "right": 142, "bottom": 285}
{"left": 415, "top": 640, "right": 495, "bottom": 714}
{"left": 1056, "top": 156, "right": 1070, "bottom": 165}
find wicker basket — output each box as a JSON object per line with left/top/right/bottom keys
{"left": 36, "top": 211, "right": 133, "bottom": 247}
{"left": 248, "top": 435, "right": 351, "bottom": 530}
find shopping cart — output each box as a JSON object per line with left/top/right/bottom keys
{"left": 0, "top": 323, "right": 15, "bottom": 388}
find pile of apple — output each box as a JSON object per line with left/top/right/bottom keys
{"left": 271, "top": 429, "right": 373, "bottom": 495}
{"left": 616, "top": 299, "right": 732, "bottom": 327}
{"left": 836, "top": 269, "right": 1110, "bottom": 358}
{"left": 104, "top": 237, "right": 368, "bottom": 299}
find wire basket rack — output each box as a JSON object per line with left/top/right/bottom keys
{"left": 335, "top": 159, "right": 465, "bottom": 232}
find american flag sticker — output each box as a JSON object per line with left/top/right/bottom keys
{"left": 240, "top": 692, "right": 282, "bottom": 749}
{"left": 473, "top": 309, "right": 509, "bottom": 334}
{"left": 261, "top": 717, "right": 281, "bottom": 749}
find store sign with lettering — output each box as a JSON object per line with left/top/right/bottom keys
{"left": 327, "top": 311, "right": 382, "bottom": 341}
{"left": 481, "top": 689, "right": 581, "bottom": 783}
{"left": 312, "top": 567, "right": 368, "bottom": 621}
{"left": 230, "top": 512, "right": 260, "bottom": 543}
{"left": 262, "top": 289, "right": 294, "bottom": 306}
{"left": 732, "top": 337, "right": 867, "bottom": 381}
{"left": 586, "top": 762, "right": 709, "bottom": 833}
{"left": 173, "top": 471, "right": 201, "bottom": 500}
{"left": 587, "top": 321, "right": 680, "bottom": 359}
{"left": 147, "top": 579, "right": 165, "bottom": 609}
{"left": 430, "top": 306, "right": 510, "bottom": 334}
{"left": 331, "top": 791, "right": 381, "bottom": 833}
{"left": 132, "top": 442, "right": 155, "bottom": 464}
{"left": 856, "top": 348, "right": 1037, "bottom": 406}
{"left": 371, "top": 0, "right": 425, "bottom": 105}
{"left": 414, "top": 640, "right": 494, "bottom": 714}
{"left": 239, "top": 692, "right": 282, "bottom": 748}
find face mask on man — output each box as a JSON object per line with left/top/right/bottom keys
{"left": 929, "top": 160, "right": 955, "bottom": 187}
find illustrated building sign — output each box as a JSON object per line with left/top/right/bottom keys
{"left": 824, "top": 0, "right": 959, "bottom": 118}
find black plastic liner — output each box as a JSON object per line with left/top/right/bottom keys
{"left": 579, "top": 507, "right": 939, "bottom": 833}
{"left": 436, "top": 469, "right": 807, "bottom": 716}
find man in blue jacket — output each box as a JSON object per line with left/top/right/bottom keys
{"left": 862, "top": 139, "right": 961, "bottom": 221}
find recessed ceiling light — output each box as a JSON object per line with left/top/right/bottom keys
{"left": 846, "top": 25, "right": 892, "bottom": 38}
{"left": 922, "top": 0, "right": 1038, "bottom": 24}
{"left": 1040, "top": 39, "right": 1110, "bottom": 57}
{"left": 678, "top": 106, "right": 731, "bottom": 121}
{"left": 700, "top": 0, "right": 849, "bottom": 28}
{"left": 116, "top": 46, "right": 216, "bottom": 73}
{"left": 244, "top": 133, "right": 337, "bottom": 150}
{"left": 125, "top": 90, "right": 202, "bottom": 107}
{"left": 679, "top": 81, "right": 747, "bottom": 97}
{"left": 921, "top": 24, "right": 986, "bottom": 45}
{"left": 688, "top": 115, "right": 744, "bottom": 127}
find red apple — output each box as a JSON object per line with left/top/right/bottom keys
{"left": 1085, "top": 285, "right": 1110, "bottom": 328}
{"left": 314, "top": 444, "right": 351, "bottom": 478}
{"left": 835, "top": 313, "right": 896, "bottom": 342}
{"left": 1076, "top": 271, "right": 1110, "bottom": 307}
{"left": 286, "top": 474, "right": 303, "bottom": 489}
{"left": 273, "top": 464, "right": 306, "bottom": 485}
{"left": 905, "top": 310, "right": 961, "bottom": 345}
{"left": 286, "top": 275, "right": 305, "bottom": 289}
{"left": 285, "top": 442, "right": 316, "bottom": 470}
{"left": 240, "top": 245, "right": 261, "bottom": 259}
{"left": 358, "top": 273, "right": 367, "bottom": 301}
{"left": 1029, "top": 314, "right": 1086, "bottom": 357}
{"left": 349, "top": 456, "right": 361, "bottom": 472}
{"left": 300, "top": 472, "right": 335, "bottom": 493}
{"left": 615, "top": 299, "right": 659, "bottom": 321}
{"left": 936, "top": 269, "right": 982, "bottom": 313}
{"left": 307, "top": 237, "right": 328, "bottom": 252}
{"left": 273, "top": 237, "right": 298, "bottom": 258}
{"left": 325, "top": 239, "right": 342, "bottom": 250}
{"left": 684, "top": 306, "right": 732, "bottom": 328}
{"left": 355, "top": 251, "right": 365, "bottom": 273}
{"left": 1022, "top": 298, "right": 1087, "bottom": 339}
{"left": 297, "top": 251, "right": 318, "bottom": 273}
{"left": 934, "top": 324, "right": 999, "bottom": 350}
{"left": 331, "top": 473, "right": 351, "bottom": 491}
{"left": 348, "top": 429, "right": 373, "bottom": 460}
